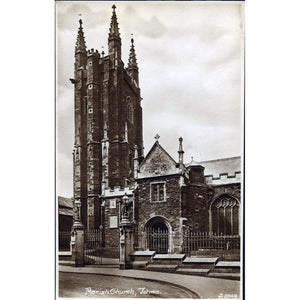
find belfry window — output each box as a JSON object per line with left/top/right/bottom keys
{"left": 150, "top": 182, "right": 166, "bottom": 202}
{"left": 210, "top": 195, "right": 239, "bottom": 235}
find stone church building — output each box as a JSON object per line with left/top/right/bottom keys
{"left": 70, "top": 5, "right": 241, "bottom": 255}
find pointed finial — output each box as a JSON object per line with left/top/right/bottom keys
{"left": 128, "top": 34, "right": 138, "bottom": 70}
{"left": 178, "top": 137, "right": 184, "bottom": 166}
{"left": 178, "top": 137, "right": 184, "bottom": 153}
{"left": 154, "top": 134, "right": 160, "bottom": 141}
{"left": 75, "top": 18, "right": 86, "bottom": 54}
{"left": 78, "top": 14, "right": 82, "bottom": 27}
{"left": 109, "top": 4, "right": 120, "bottom": 39}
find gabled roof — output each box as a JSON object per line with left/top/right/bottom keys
{"left": 140, "top": 141, "right": 177, "bottom": 168}
{"left": 138, "top": 141, "right": 181, "bottom": 178}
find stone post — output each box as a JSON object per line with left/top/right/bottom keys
{"left": 179, "top": 217, "right": 187, "bottom": 253}
{"left": 71, "top": 198, "right": 85, "bottom": 267}
{"left": 119, "top": 194, "right": 134, "bottom": 269}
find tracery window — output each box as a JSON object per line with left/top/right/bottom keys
{"left": 210, "top": 195, "right": 239, "bottom": 235}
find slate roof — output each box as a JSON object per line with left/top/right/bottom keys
{"left": 59, "top": 207, "right": 73, "bottom": 216}
{"left": 198, "top": 156, "right": 241, "bottom": 177}
{"left": 58, "top": 196, "right": 73, "bottom": 209}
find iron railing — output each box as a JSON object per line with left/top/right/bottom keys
{"left": 146, "top": 228, "right": 169, "bottom": 254}
{"left": 182, "top": 231, "right": 240, "bottom": 255}
{"left": 84, "top": 229, "right": 119, "bottom": 264}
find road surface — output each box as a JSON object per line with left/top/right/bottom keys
{"left": 59, "top": 271, "right": 196, "bottom": 298}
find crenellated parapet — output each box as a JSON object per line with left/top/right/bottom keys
{"left": 204, "top": 171, "right": 241, "bottom": 185}
{"left": 87, "top": 48, "right": 100, "bottom": 57}
{"left": 103, "top": 186, "right": 134, "bottom": 198}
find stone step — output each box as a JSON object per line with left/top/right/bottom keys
{"left": 152, "top": 254, "right": 186, "bottom": 264}
{"left": 215, "top": 261, "right": 240, "bottom": 268}
{"left": 214, "top": 261, "right": 240, "bottom": 273}
{"left": 183, "top": 257, "right": 219, "bottom": 264}
{"left": 59, "top": 260, "right": 75, "bottom": 266}
{"left": 176, "top": 268, "right": 210, "bottom": 276}
{"left": 132, "top": 261, "right": 149, "bottom": 269}
{"left": 208, "top": 272, "right": 240, "bottom": 280}
{"left": 130, "top": 251, "right": 156, "bottom": 261}
{"left": 182, "top": 257, "right": 218, "bottom": 268}
{"left": 212, "top": 268, "right": 240, "bottom": 273}
{"left": 146, "top": 264, "right": 178, "bottom": 272}
{"left": 59, "top": 252, "right": 72, "bottom": 261}
{"left": 59, "top": 251, "right": 71, "bottom": 256}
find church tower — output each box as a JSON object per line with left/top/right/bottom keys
{"left": 72, "top": 19, "right": 88, "bottom": 228}
{"left": 71, "top": 6, "right": 144, "bottom": 229}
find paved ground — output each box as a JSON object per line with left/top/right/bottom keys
{"left": 59, "top": 272, "right": 195, "bottom": 298}
{"left": 59, "top": 265, "right": 240, "bottom": 299}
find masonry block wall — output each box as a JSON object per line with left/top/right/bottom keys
{"left": 72, "top": 9, "right": 143, "bottom": 229}
{"left": 135, "top": 175, "right": 183, "bottom": 252}
{"left": 103, "top": 198, "right": 120, "bottom": 249}
{"left": 182, "top": 184, "right": 211, "bottom": 232}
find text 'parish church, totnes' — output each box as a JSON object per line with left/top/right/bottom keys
{"left": 64, "top": 5, "right": 241, "bottom": 256}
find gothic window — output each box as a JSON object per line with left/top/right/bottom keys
{"left": 210, "top": 195, "right": 239, "bottom": 235}
{"left": 150, "top": 182, "right": 166, "bottom": 202}
{"left": 127, "top": 97, "right": 134, "bottom": 123}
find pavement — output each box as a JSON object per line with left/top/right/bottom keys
{"left": 59, "top": 264, "right": 240, "bottom": 299}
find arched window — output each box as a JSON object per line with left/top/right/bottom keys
{"left": 127, "top": 97, "right": 134, "bottom": 123}
{"left": 210, "top": 195, "right": 239, "bottom": 235}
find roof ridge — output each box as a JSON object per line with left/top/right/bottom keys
{"left": 199, "top": 156, "right": 241, "bottom": 164}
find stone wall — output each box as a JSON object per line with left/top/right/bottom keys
{"left": 135, "top": 174, "right": 183, "bottom": 253}
{"left": 182, "top": 184, "right": 211, "bottom": 232}
{"left": 103, "top": 197, "right": 120, "bottom": 249}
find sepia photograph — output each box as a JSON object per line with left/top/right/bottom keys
{"left": 56, "top": 1, "right": 244, "bottom": 298}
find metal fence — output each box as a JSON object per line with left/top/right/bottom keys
{"left": 182, "top": 231, "right": 240, "bottom": 255}
{"left": 84, "top": 229, "right": 119, "bottom": 265}
{"left": 146, "top": 228, "right": 169, "bottom": 254}
{"left": 59, "top": 231, "right": 71, "bottom": 251}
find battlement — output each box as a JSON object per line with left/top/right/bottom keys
{"left": 87, "top": 48, "right": 100, "bottom": 57}
{"left": 103, "top": 186, "right": 134, "bottom": 198}
{"left": 204, "top": 171, "right": 241, "bottom": 185}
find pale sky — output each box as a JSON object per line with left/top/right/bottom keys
{"left": 56, "top": 1, "right": 244, "bottom": 198}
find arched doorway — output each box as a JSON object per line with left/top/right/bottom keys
{"left": 210, "top": 194, "right": 240, "bottom": 235}
{"left": 145, "top": 217, "right": 170, "bottom": 254}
